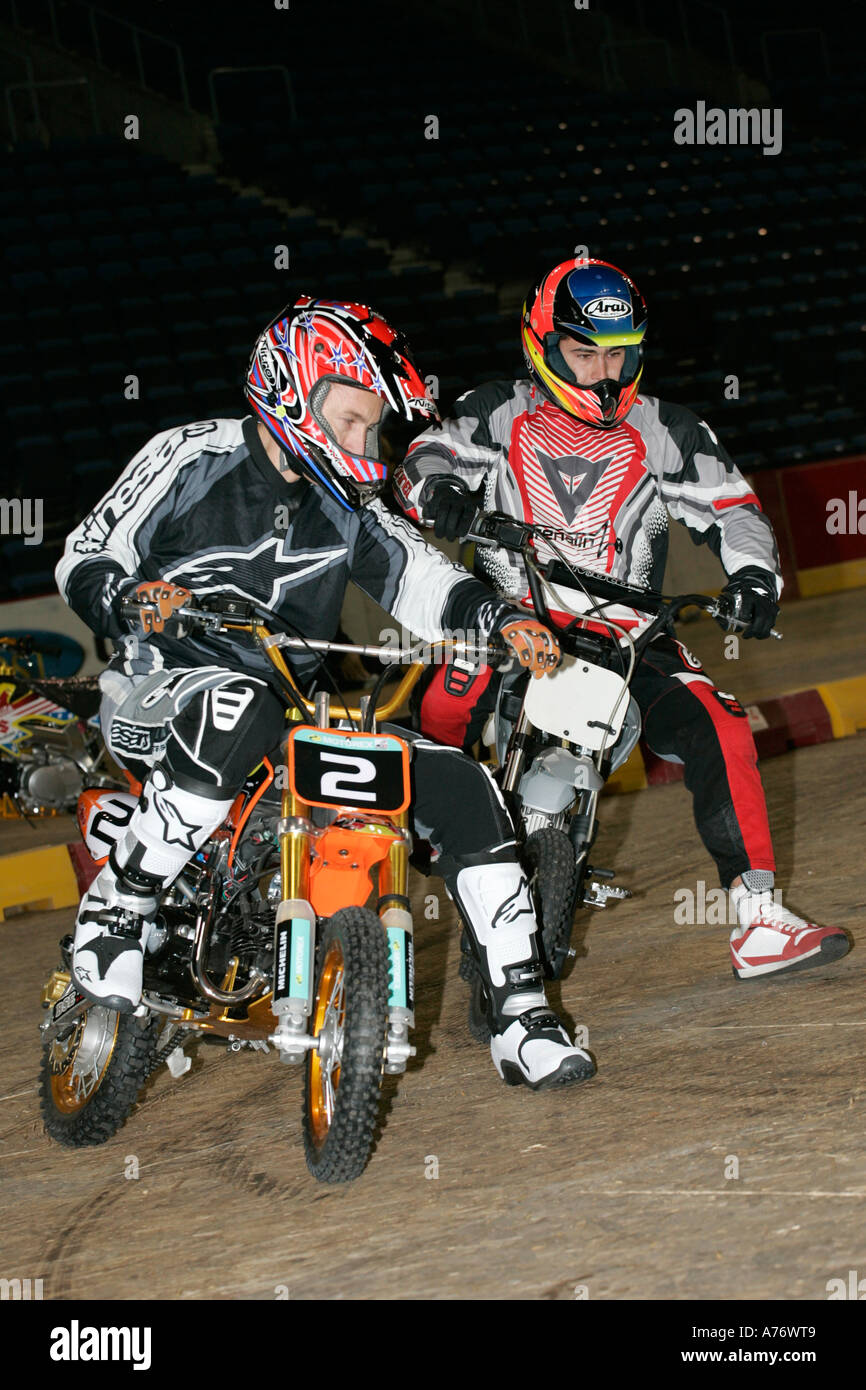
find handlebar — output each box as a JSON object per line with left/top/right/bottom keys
{"left": 464, "top": 511, "right": 782, "bottom": 642}
{"left": 119, "top": 599, "right": 507, "bottom": 665}
{"left": 118, "top": 596, "right": 511, "bottom": 725}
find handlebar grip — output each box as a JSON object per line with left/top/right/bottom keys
{"left": 119, "top": 601, "right": 193, "bottom": 633}
{"left": 484, "top": 634, "right": 510, "bottom": 668}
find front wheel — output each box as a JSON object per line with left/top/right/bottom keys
{"left": 525, "top": 828, "right": 579, "bottom": 979}
{"left": 302, "top": 907, "right": 389, "bottom": 1183}
{"left": 39, "top": 1002, "right": 159, "bottom": 1146}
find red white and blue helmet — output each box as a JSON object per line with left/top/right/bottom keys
{"left": 521, "top": 258, "right": 648, "bottom": 428}
{"left": 246, "top": 296, "right": 439, "bottom": 510}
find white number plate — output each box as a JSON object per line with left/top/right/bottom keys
{"left": 523, "top": 655, "right": 629, "bottom": 751}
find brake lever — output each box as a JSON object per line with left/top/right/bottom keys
{"left": 707, "top": 597, "right": 782, "bottom": 641}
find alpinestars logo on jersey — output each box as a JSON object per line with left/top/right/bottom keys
{"left": 163, "top": 536, "right": 348, "bottom": 610}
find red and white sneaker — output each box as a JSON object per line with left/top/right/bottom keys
{"left": 730, "top": 891, "right": 850, "bottom": 979}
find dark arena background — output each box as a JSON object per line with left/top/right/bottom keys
{"left": 1, "top": 0, "right": 865, "bottom": 1336}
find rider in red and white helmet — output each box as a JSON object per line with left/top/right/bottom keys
{"left": 56, "top": 293, "right": 590, "bottom": 1093}
{"left": 246, "top": 296, "right": 438, "bottom": 511}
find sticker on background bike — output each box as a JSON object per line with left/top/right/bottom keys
{"left": 0, "top": 681, "right": 75, "bottom": 755}
{"left": 287, "top": 727, "right": 411, "bottom": 814}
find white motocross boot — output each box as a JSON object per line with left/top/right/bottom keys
{"left": 453, "top": 859, "right": 596, "bottom": 1090}
{"left": 72, "top": 765, "right": 233, "bottom": 1012}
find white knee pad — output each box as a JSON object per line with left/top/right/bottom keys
{"left": 118, "top": 765, "right": 233, "bottom": 883}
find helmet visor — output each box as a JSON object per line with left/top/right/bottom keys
{"left": 547, "top": 333, "right": 643, "bottom": 390}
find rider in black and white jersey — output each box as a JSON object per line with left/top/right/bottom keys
{"left": 55, "top": 296, "right": 591, "bottom": 1092}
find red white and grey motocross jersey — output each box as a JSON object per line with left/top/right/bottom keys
{"left": 395, "top": 379, "right": 781, "bottom": 630}
{"left": 56, "top": 416, "right": 522, "bottom": 685}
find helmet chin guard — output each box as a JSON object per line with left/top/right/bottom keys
{"left": 246, "top": 297, "right": 439, "bottom": 510}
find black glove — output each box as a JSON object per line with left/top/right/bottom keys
{"left": 423, "top": 475, "right": 477, "bottom": 542}
{"left": 718, "top": 567, "right": 779, "bottom": 640}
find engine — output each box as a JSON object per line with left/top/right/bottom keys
{"left": 0, "top": 751, "right": 85, "bottom": 813}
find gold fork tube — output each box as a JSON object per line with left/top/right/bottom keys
{"left": 379, "top": 811, "right": 410, "bottom": 902}
{"left": 281, "top": 787, "right": 311, "bottom": 902}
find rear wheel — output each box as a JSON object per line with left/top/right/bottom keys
{"left": 302, "top": 907, "right": 389, "bottom": 1183}
{"left": 39, "top": 1001, "right": 159, "bottom": 1147}
{"left": 524, "top": 828, "right": 579, "bottom": 979}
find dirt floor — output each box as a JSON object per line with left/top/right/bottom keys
{"left": 1, "top": 592, "right": 864, "bottom": 1301}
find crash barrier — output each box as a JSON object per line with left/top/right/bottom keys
{"left": 753, "top": 453, "right": 866, "bottom": 599}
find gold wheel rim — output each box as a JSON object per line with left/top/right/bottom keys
{"left": 48, "top": 1007, "right": 121, "bottom": 1115}
{"left": 308, "top": 941, "right": 346, "bottom": 1148}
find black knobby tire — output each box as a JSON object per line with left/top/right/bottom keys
{"left": 302, "top": 907, "right": 389, "bottom": 1184}
{"left": 39, "top": 1006, "right": 160, "bottom": 1147}
{"left": 524, "top": 828, "right": 579, "bottom": 979}
{"left": 457, "top": 927, "right": 493, "bottom": 1044}
{"left": 459, "top": 940, "right": 493, "bottom": 1045}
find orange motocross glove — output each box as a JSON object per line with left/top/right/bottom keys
{"left": 499, "top": 618, "right": 562, "bottom": 679}
{"left": 130, "top": 581, "right": 192, "bottom": 635}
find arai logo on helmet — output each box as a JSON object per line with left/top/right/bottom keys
{"left": 584, "top": 296, "right": 631, "bottom": 320}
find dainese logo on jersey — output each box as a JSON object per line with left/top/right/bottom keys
{"left": 583, "top": 296, "right": 631, "bottom": 320}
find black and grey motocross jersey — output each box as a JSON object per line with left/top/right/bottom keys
{"left": 56, "top": 416, "right": 521, "bottom": 684}
{"left": 394, "top": 379, "right": 782, "bottom": 629}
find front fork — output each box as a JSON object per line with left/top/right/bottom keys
{"left": 378, "top": 812, "right": 416, "bottom": 1075}
{"left": 269, "top": 782, "right": 318, "bottom": 1064}
{"left": 269, "top": 786, "right": 416, "bottom": 1075}
{"left": 504, "top": 715, "right": 631, "bottom": 915}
